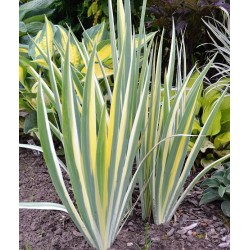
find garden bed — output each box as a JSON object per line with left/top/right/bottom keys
{"left": 19, "top": 144, "right": 230, "bottom": 250}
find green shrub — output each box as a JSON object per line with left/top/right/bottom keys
{"left": 200, "top": 163, "right": 230, "bottom": 217}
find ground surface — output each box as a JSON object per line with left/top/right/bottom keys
{"left": 19, "top": 141, "right": 230, "bottom": 250}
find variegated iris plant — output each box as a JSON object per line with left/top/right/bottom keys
{"left": 20, "top": 0, "right": 156, "bottom": 249}
{"left": 138, "top": 26, "right": 230, "bottom": 223}
{"left": 19, "top": 0, "right": 230, "bottom": 248}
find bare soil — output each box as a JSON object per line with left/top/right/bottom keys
{"left": 19, "top": 140, "right": 230, "bottom": 250}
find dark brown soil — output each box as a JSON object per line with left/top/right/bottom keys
{"left": 19, "top": 144, "right": 230, "bottom": 250}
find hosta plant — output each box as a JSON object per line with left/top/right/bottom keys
{"left": 20, "top": 0, "right": 157, "bottom": 249}
{"left": 190, "top": 77, "right": 230, "bottom": 168}
{"left": 19, "top": 0, "right": 56, "bottom": 44}
{"left": 138, "top": 26, "right": 230, "bottom": 223}
{"left": 200, "top": 162, "right": 230, "bottom": 217}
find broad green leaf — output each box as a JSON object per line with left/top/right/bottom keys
{"left": 19, "top": 21, "right": 27, "bottom": 34}
{"left": 83, "top": 22, "right": 106, "bottom": 47}
{"left": 187, "top": 71, "right": 204, "bottom": 116}
{"left": 25, "top": 22, "right": 44, "bottom": 35}
{"left": 221, "top": 200, "right": 230, "bottom": 217}
{"left": 214, "top": 132, "right": 230, "bottom": 149}
{"left": 29, "top": 19, "right": 54, "bottom": 59}
{"left": 215, "top": 149, "right": 230, "bottom": 157}
{"left": 221, "top": 121, "right": 230, "bottom": 133}
{"left": 202, "top": 105, "right": 221, "bottom": 135}
{"left": 220, "top": 95, "right": 230, "bottom": 110}
{"left": 19, "top": 65, "right": 26, "bottom": 85}
{"left": 23, "top": 110, "right": 38, "bottom": 134}
{"left": 192, "top": 118, "right": 202, "bottom": 134}
{"left": 32, "top": 58, "right": 48, "bottom": 68}
{"left": 23, "top": 9, "right": 55, "bottom": 24}
{"left": 201, "top": 158, "right": 218, "bottom": 168}
{"left": 200, "top": 178, "right": 220, "bottom": 188}
{"left": 19, "top": 45, "right": 29, "bottom": 54}
{"left": 19, "top": 0, "right": 55, "bottom": 13}
{"left": 54, "top": 26, "right": 83, "bottom": 68}
{"left": 199, "top": 187, "right": 221, "bottom": 205}
{"left": 218, "top": 185, "right": 227, "bottom": 197}
{"left": 96, "top": 40, "right": 112, "bottom": 62}
{"left": 81, "top": 63, "right": 113, "bottom": 79}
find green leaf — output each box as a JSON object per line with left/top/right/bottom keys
{"left": 200, "top": 178, "right": 220, "bottom": 188}
{"left": 199, "top": 187, "right": 221, "bottom": 205}
{"left": 220, "top": 95, "right": 230, "bottom": 110}
{"left": 91, "top": 2, "right": 98, "bottom": 14}
{"left": 215, "top": 149, "right": 230, "bottom": 157}
{"left": 220, "top": 121, "right": 230, "bottom": 133}
{"left": 19, "top": 21, "right": 27, "bottom": 33}
{"left": 23, "top": 9, "right": 55, "bottom": 23}
{"left": 19, "top": 0, "right": 55, "bottom": 13}
{"left": 221, "top": 200, "right": 230, "bottom": 217}
{"left": 192, "top": 118, "right": 202, "bottom": 134}
{"left": 23, "top": 111, "right": 38, "bottom": 134}
{"left": 29, "top": 19, "right": 55, "bottom": 59}
{"left": 202, "top": 105, "right": 221, "bottom": 136}
{"left": 218, "top": 185, "right": 227, "bottom": 197}
{"left": 201, "top": 158, "right": 217, "bottom": 168}
{"left": 214, "top": 132, "right": 230, "bottom": 149}
{"left": 25, "top": 22, "right": 44, "bottom": 35}
{"left": 83, "top": 22, "right": 106, "bottom": 46}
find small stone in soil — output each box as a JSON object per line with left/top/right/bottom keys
{"left": 151, "top": 236, "right": 160, "bottom": 242}
{"left": 139, "top": 239, "right": 145, "bottom": 245}
{"left": 54, "top": 228, "right": 63, "bottom": 235}
{"left": 220, "top": 228, "right": 227, "bottom": 235}
{"left": 51, "top": 236, "right": 60, "bottom": 246}
{"left": 72, "top": 230, "right": 82, "bottom": 237}
{"left": 218, "top": 242, "right": 230, "bottom": 248}
{"left": 211, "top": 235, "right": 219, "bottom": 239}
{"left": 127, "top": 242, "right": 133, "bottom": 247}
{"left": 203, "top": 219, "right": 213, "bottom": 225}
{"left": 128, "top": 221, "right": 133, "bottom": 226}
{"left": 30, "top": 222, "right": 38, "bottom": 230}
{"left": 187, "top": 236, "right": 194, "bottom": 242}
{"left": 213, "top": 216, "right": 218, "bottom": 221}
{"left": 221, "top": 235, "right": 230, "bottom": 242}
{"left": 167, "top": 228, "right": 175, "bottom": 236}
{"left": 214, "top": 221, "right": 224, "bottom": 227}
